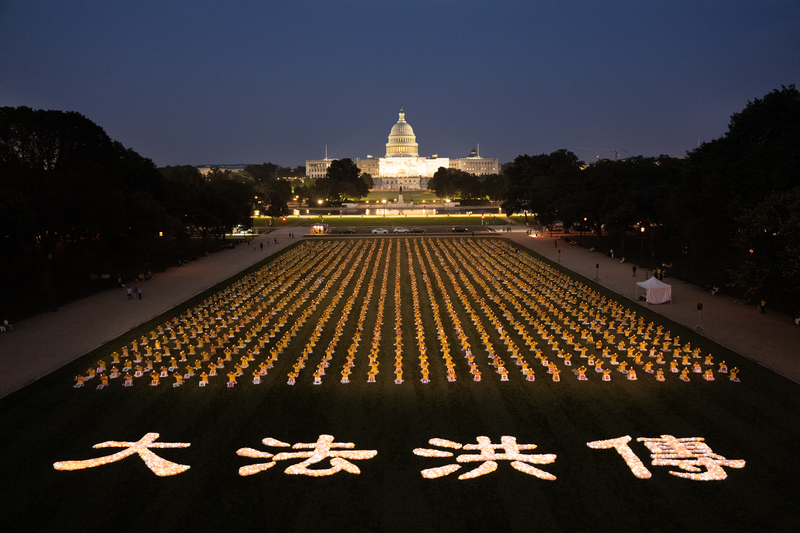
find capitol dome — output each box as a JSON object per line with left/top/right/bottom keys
{"left": 385, "top": 105, "right": 419, "bottom": 158}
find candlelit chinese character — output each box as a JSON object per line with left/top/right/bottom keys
{"left": 586, "top": 435, "right": 652, "bottom": 479}
{"left": 638, "top": 435, "right": 745, "bottom": 480}
{"left": 587, "top": 434, "right": 744, "bottom": 481}
{"left": 414, "top": 436, "right": 556, "bottom": 480}
{"left": 53, "top": 433, "right": 191, "bottom": 476}
{"left": 236, "top": 434, "right": 377, "bottom": 477}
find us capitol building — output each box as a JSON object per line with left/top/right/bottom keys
{"left": 306, "top": 106, "right": 499, "bottom": 191}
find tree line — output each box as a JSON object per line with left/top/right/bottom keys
{"left": 2, "top": 85, "right": 796, "bottom": 308}
{"left": 0, "top": 107, "right": 294, "bottom": 297}
{"left": 498, "top": 85, "right": 799, "bottom": 307}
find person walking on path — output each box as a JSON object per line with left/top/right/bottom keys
{"left": 554, "top": 239, "right": 558, "bottom": 248}
{"left": 759, "top": 299, "right": 766, "bottom": 314}
{"left": 260, "top": 242, "right": 263, "bottom": 250}
{"left": 632, "top": 265, "right": 637, "bottom": 277}
{"left": 127, "top": 287, "right": 133, "bottom": 300}
{"left": 137, "top": 286, "right": 143, "bottom": 300}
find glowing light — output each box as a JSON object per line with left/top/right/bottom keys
{"left": 421, "top": 464, "right": 462, "bottom": 478}
{"left": 638, "top": 435, "right": 745, "bottom": 481}
{"left": 416, "top": 436, "right": 556, "bottom": 480}
{"left": 586, "top": 435, "right": 652, "bottom": 479}
{"left": 53, "top": 433, "right": 191, "bottom": 476}
{"left": 91, "top": 238, "right": 730, "bottom": 392}
{"left": 237, "top": 434, "right": 377, "bottom": 477}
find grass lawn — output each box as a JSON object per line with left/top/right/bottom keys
{"left": 294, "top": 215, "right": 506, "bottom": 227}
{"left": 0, "top": 237, "right": 798, "bottom": 532}
{"left": 364, "top": 190, "right": 441, "bottom": 203}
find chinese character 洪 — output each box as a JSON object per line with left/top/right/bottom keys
{"left": 53, "top": 433, "right": 191, "bottom": 476}
{"left": 236, "top": 434, "right": 377, "bottom": 477}
{"left": 414, "top": 436, "right": 556, "bottom": 480}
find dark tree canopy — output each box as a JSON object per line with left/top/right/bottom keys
{"left": 245, "top": 163, "right": 307, "bottom": 183}
{"left": 318, "top": 158, "right": 370, "bottom": 201}
{"left": 497, "top": 85, "right": 800, "bottom": 306}
{"left": 160, "top": 165, "right": 254, "bottom": 243}
{"left": 688, "top": 84, "right": 800, "bottom": 301}
{"left": 427, "top": 167, "right": 464, "bottom": 199}
{"left": 259, "top": 178, "right": 292, "bottom": 219}
{"left": 427, "top": 168, "right": 506, "bottom": 201}
{"left": 501, "top": 149, "right": 584, "bottom": 225}
{"left": 0, "top": 107, "right": 168, "bottom": 294}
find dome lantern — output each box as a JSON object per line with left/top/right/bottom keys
{"left": 386, "top": 105, "right": 419, "bottom": 158}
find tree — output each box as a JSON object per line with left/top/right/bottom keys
{"left": 427, "top": 167, "right": 464, "bottom": 199}
{"left": 259, "top": 179, "right": 292, "bottom": 219}
{"left": 161, "top": 165, "right": 211, "bottom": 242}
{"left": 678, "top": 84, "right": 800, "bottom": 285}
{"left": 317, "top": 158, "right": 369, "bottom": 202}
{"left": 206, "top": 174, "right": 255, "bottom": 238}
{"left": 360, "top": 172, "right": 374, "bottom": 191}
{"left": 730, "top": 186, "right": 800, "bottom": 303}
{"left": 482, "top": 173, "right": 508, "bottom": 202}
{"left": 0, "top": 106, "right": 167, "bottom": 295}
{"left": 244, "top": 163, "right": 280, "bottom": 183}
{"left": 501, "top": 150, "right": 583, "bottom": 225}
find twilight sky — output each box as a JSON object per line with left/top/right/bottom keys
{"left": 1, "top": 1, "right": 797, "bottom": 168}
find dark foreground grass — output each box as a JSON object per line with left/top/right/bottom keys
{"left": 0, "top": 238, "right": 798, "bottom": 533}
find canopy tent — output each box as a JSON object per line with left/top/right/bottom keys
{"left": 636, "top": 277, "right": 672, "bottom": 305}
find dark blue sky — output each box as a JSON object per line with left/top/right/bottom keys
{"left": 2, "top": 1, "right": 797, "bottom": 167}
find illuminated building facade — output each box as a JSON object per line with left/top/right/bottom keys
{"left": 306, "top": 106, "right": 499, "bottom": 191}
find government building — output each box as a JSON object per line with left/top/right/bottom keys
{"left": 306, "top": 106, "right": 499, "bottom": 191}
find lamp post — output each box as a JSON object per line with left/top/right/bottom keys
{"left": 639, "top": 226, "right": 645, "bottom": 261}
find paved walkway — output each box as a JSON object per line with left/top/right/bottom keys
{"left": 1, "top": 226, "right": 797, "bottom": 399}
{"left": 0, "top": 229, "right": 305, "bottom": 398}
{"left": 502, "top": 226, "right": 800, "bottom": 383}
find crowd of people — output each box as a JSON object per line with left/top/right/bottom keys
{"left": 73, "top": 237, "right": 741, "bottom": 390}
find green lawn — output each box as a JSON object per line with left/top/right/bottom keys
{"left": 364, "top": 190, "right": 440, "bottom": 203}
{"left": 296, "top": 215, "right": 506, "bottom": 227}
{"left": 0, "top": 237, "right": 798, "bottom": 533}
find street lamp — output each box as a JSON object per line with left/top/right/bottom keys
{"left": 640, "top": 226, "right": 645, "bottom": 261}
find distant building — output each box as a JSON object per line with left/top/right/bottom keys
{"left": 306, "top": 106, "right": 499, "bottom": 191}
{"left": 449, "top": 148, "right": 499, "bottom": 176}
{"left": 196, "top": 164, "right": 246, "bottom": 176}
{"left": 306, "top": 159, "right": 333, "bottom": 180}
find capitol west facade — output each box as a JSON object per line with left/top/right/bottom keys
{"left": 306, "top": 107, "right": 499, "bottom": 191}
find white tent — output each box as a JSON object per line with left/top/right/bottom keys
{"left": 636, "top": 277, "right": 672, "bottom": 305}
